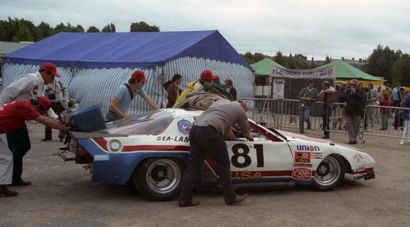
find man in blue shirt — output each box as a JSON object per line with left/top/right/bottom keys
{"left": 105, "top": 70, "right": 158, "bottom": 122}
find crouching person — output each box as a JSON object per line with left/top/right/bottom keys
{"left": 0, "top": 97, "right": 69, "bottom": 197}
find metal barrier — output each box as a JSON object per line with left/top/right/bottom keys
{"left": 242, "top": 97, "right": 410, "bottom": 144}
{"left": 360, "top": 105, "right": 410, "bottom": 142}
{"left": 242, "top": 98, "right": 345, "bottom": 133}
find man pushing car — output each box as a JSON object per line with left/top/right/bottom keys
{"left": 0, "top": 97, "right": 69, "bottom": 197}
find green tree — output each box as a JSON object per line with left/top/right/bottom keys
{"left": 130, "top": 21, "right": 159, "bottom": 32}
{"left": 87, "top": 26, "right": 100, "bottom": 32}
{"left": 102, "top": 23, "right": 116, "bottom": 32}
{"left": 37, "top": 22, "right": 53, "bottom": 40}
{"left": 274, "top": 51, "right": 286, "bottom": 66}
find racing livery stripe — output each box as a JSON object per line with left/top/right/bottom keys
{"left": 91, "top": 137, "right": 190, "bottom": 152}
{"left": 122, "top": 145, "right": 190, "bottom": 152}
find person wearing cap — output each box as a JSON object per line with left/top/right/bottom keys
{"left": 318, "top": 80, "right": 336, "bottom": 139}
{"left": 298, "top": 80, "right": 318, "bottom": 133}
{"left": 179, "top": 99, "right": 252, "bottom": 207}
{"left": 173, "top": 70, "right": 214, "bottom": 107}
{"left": 106, "top": 70, "right": 158, "bottom": 122}
{"left": 0, "top": 97, "right": 69, "bottom": 195}
{"left": 0, "top": 63, "right": 60, "bottom": 186}
{"left": 345, "top": 79, "right": 365, "bottom": 144}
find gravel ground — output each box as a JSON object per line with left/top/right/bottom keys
{"left": 1, "top": 123, "right": 409, "bottom": 227}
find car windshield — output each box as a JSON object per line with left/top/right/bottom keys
{"left": 106, "top": 110, "right": 174, "bottom": 135}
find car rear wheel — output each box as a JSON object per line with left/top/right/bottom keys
{"left": 313, "top": 155, "right": 345, "bottom": 191}
{"left": 133, "top": 158, "right": 183, "bottom": 201}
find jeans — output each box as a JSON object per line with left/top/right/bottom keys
{"left": 6, "top": 124, "right": 31, "bottom": 182}
{"left": 299, "top": 105, "right": 311, "bottom": 134}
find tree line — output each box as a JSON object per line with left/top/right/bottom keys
{"left": 0, "top": 17, "right": 408, "bottom": 86}
{"left": 243, "top": 47, "right": 410, "bottom": 86}
{"left": 0, "top": 17, "right": 159, "bottom": 42}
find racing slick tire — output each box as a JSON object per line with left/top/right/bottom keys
{"left": 312, "top": 155, "right": 345, "bottom": 191}
{"left": 133, "top": 158, "right": 184, "bottom": 201}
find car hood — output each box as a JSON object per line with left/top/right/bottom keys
{"left": 276, "top": 130, "right": 332, "bottom": 144}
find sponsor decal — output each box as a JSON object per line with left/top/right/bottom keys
{"left": 292, "top": 168, "right": 312, "bottom": 180}
{"left": 177, "top": 119, "right": 192, "bottom": 135}
{"left": 295, "top": 151, "right": 311, "bottom": 163}
{"left": 296, "top": 144, "right": 320, "bottom": 151}
{"left": 231, "top": 171, "right": 262, "bottom": 180}
{"left": 311, "top": 152, "right": 322, "bottom": 159}
{"left": 354, "top": 153, "right": 364, "bottom": 162}
{"left": 94, "top": 154, "right": 110, "bottom": 161}
{"left": 108, "top": 139, "right": 123, "bottom": 152}
{"left": 156, "top": 135, "right": 189, "bottom": 143}
{"left": 294, "top": 163, "right": 313, "bottom": 168}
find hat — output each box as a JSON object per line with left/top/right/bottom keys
{"left": 38, "top": 96, "right": 52, "bottom": 112}
{"left": 40, "top": 63, "right": 60, "bottom": 77}
{"left": 212, "top": 75, "right": 220, "bottom": 81}
{"left": 200, "top": 70, "right": 213, "bottom": 81}
{"left": 131, "top": 70, "right": 147, "bottom": 82}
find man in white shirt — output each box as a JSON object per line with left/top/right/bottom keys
{"left": 0, "top": 62, "right": 60, "bottom": 186}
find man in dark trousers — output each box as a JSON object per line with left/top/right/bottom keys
{"left": 318, "top": 81, "right": 336, "bottom": 139}
{"left": 345, "top": 79, "right": 365, "bottom": 144}
{"left": 179, "top": 99, "right": 253, "bottom": 207}
{"left": 0, "top": 63, "right": 60, "bottom": 186}
{"left": 0, "top": 97, "right": 69, "bottom": 197}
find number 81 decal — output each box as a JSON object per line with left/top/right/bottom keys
{"left": 231, "top": 143, "right": 264, "bottom": 168}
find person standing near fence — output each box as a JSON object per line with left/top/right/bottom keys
{"left": 380, "top": 94, "right": 391, "bottom": 130}
{"left": 318, "top": 81, "right": 336, "bottom": 139}
{"left": 298, "top": 80, "right": 318, "bottom": 134}
{"left": 364, "top": 84, "right": 378, "bottom": 131}
{"left": 392, "top": 83, "right": 402, "bottom": 130}
{"left": 345, "top": 79, "right": 365, "bottom": 144}
{"left": 400, "top": 92, "right": 410, "bottom": 145}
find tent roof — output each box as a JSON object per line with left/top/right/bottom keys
{"left": 251, "top": 58, "right": 286, "bottom": 76}
{"left": 316, "top": 59, "right": 384, "bottom": 81}
{"left": 4, "top": 30, "right": 250, "bottom": 69}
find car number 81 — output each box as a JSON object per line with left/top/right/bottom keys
{"left": 230, "top": 143, "right": 264, "bottom": 168}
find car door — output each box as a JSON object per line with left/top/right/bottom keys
{"left": 225, "top": 139, "right": 294, "bottom": 182}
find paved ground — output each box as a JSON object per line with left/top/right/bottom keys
{"left": 1, "top": 123, "right": 409, "bottom": 227}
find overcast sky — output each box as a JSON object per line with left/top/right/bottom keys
{"left": 1, "top": 0, "right": 409, "bottom": 60}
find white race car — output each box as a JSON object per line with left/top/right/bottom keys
{"left": 69, "top": 109, "right": 375, "bottom": 201}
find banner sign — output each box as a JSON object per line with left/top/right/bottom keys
{"left": 272, "top": 66, "right": 336, "bottom": 79}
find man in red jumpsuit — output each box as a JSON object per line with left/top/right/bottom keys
{"left": 0, "top": 97, "right": 69, "bottom": 197}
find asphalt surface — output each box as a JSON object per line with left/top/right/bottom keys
{"left": 1, "top": 123, "right": 409, "bottom": 227}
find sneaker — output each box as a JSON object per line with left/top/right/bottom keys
{"left": 400, "top": 140, "right": 405, "bottom": 145}
{"left": 0, "top": 186, "right": 18, "bottom": 197}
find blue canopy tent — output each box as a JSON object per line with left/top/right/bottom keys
{"left": 3, "top": 30, "right": 254, "bottom": 113}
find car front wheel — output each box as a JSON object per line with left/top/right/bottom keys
{"left": 133, "top": 158, "right": 183, "bottom": 201}
{"left": 313, "top": 155, "right": 345, "bottom": 191}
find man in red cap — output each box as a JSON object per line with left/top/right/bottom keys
{"left": 0, "top": 63, "right": 61, "bottom": 186}
{"left": 173, "top": 70, "right": 214, "bottom": 107}
{"left": 0, "top": 97, "right": 69, "bottom": 196}
{"left": 106, "top": 70, "right": 158, "bottom": 122}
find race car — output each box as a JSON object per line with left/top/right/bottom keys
{"left": 68, "top": 108, "right": 375, "bottom": 201}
